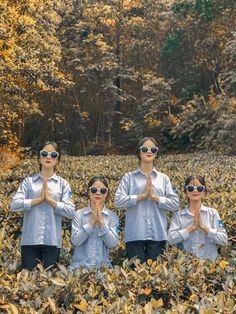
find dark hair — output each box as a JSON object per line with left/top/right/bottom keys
{"left": 38, "top": 141, "right": 61, "bottom": 170}
{"left": 136, "top": 137, "right": 158, "bottom": 161}
{"left": 87, "top": 175, "right": 109, "bottom": 200}
{"left": 87, "top": 175, "right": 109, "bottom": 192}
{"left": 184, "top": 175, "right": 207, "bottom": 193}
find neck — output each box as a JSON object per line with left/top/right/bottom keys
{"left": 189, "top": 200, "right": 202, "bottom": 212}
{"left": 40, "top": 168, "right": 55, "bottom": 179}
{"left": 140, "top": 162, "right": 154, "bottom": 175}
{"left": 90, "top": 201, "right": 105, "bottom": 210}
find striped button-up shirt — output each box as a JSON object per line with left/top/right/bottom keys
{"left": 114, "top": 167, "right": 179, "bottom": 242}
{"left": 10, "top": 174, "right": 75, "bottom": 248}
{"left": 70, "top": 206, "right": 119, "bottom": 269}
{"left": 168, "top": 205, "right": 228, "bottom": 261}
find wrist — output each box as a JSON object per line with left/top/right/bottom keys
{"left": 138, "top": 193, "right": 146, "bottom": 201}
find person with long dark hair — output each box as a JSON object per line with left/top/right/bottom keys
{"left": 168, "top": 175, "right": 228, "bottom": 261}
{"left": 114, "top": 137, "right": 179, "bottom": 263}
{"left": 10, "top": 141, "right": 75, "bottom": 270}
{"left": 70, "top": 175, "right": 119, "bottom": 270}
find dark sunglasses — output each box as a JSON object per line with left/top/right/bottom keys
{"left": 89, "top": 186, "right": 108, "bottom": 194}
{"left": 186, "top": 185, "right": 205, "bottom": 193}
{"left": 139, "top": 146, "right": 158, "bottom": 154}
{"left": 40, "top": 150, "right": 59, "bottom": 159}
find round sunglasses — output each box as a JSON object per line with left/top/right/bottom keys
{"left": 89, "top": 186, "right": 108, "bottom": 194}
{"left": 40, "top": 150, "right": 59, "bottom": 159}
{"left": 186, "top": 185, "right": 205, "bottom": 193}
{"left": 139, "top": 146, "right": 158, "bottom": 154}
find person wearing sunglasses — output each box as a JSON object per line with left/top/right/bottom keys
{"left": 114, "top": 137, "right": 179, "bottom": 263}
{"left": 69, "top": 176, "right": 119, "bottom": 270}
{"left": 168, "top": 175, "right": 228, "bottom": 261}
{"left": 10, "top": 141, "right": 75, "bottom": 270}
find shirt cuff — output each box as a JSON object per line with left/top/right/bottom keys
{"left": 178, "top": 229, "right": 190, "bottom": 240}
{"left": 24, "top": 199, "right": 32, "bottom": 211}
{"left": 129, "top": 195, "right": 137, "bottom": 206}
{"left": 158, "top": 196, "right": 166, "bottom": 205}
{"left": 83, "top": 223, "right": 94, "bottom": 235}
{"left": 98, "top": 224, "right": 109, "bottom": 236}
{"left": 207, "top": 228, "right": 217, "bottom": 242}
{"left": 55, "top": 201, "right": 64, "bottom": 215}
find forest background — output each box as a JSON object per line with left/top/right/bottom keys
{"left": 1, "top": 0, "right": 236, "bottom": 156}
{"left": 0, "top": 1, "right": 236, "bottom": 312}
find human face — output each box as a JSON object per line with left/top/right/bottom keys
{"left": 89, "top": 180, "right": 108, "bottom": 203}
{"left": 185, "top": 179, "right": 206, "bottom": 202}
{"left": 39, "top": 144, "right": 59, "bottom": 170}
{"left": 139, "top": 139, "right": 157, "bottom": 163}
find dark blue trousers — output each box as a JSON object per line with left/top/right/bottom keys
{"left": 21, "top": 245, "right": 60, "bottom": 271}
{"left": 126, "top": 240, "right": 166, "bottom": 263}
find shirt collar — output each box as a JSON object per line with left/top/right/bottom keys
{"left": 180, "top": 204, "right": 208, "bottom": 215}
{"left": 133, "top": 167, "right": 158, "bottom": 177}
{"left": 83, "top": 206, "right": 109, "bottom": 215}
{"left": 33, "top": 173, "right": 59, "bottom": 182}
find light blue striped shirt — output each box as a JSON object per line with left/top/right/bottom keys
{"left": 114, "top": 167, "right": 180, "bottom": 242}
{"left": 10, "top": 173, "right": 75, "bottom": 248}
{"left": 168, "top": 205, "right": 228, "bottom": 261}
{"left": 70, "top": 206, "right": 119, "bottom": 269}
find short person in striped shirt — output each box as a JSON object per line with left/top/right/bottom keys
{"left": 70, "top": 176, "right": 119, "bottom": 270}
{"left": 115, "top": 137, "right": 180, "bottom": 263}
{"left": 168, "top": 175, "right": 228, "bottom": 261}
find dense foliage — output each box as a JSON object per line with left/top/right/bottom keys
{"left": 0, "top": 153, "right": 235, "bottom": 313}
{"left": 0, "top": 0, "right": 236, "bottom": 154}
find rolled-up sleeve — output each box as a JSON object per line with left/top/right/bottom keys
{"left": 98, "top": 214, "right": 119, "bottom": 249}
{"left": 158, "top": 176, "right": 180, "bottom": 212}
{"left": 71, "top": 212, "right": 90, "bottom": 246}
{"left": 207, "top": 210, "right": 228, "bottom": 245}
{"left": 114, "top": 174, "right": 137, "bottom": 208}
{"left": 168, "top": 213, "right": 189, "bottom": 244}
{"left": 54, "top": 181, "right": 75, "bottom": 219}
{"left": 10, "top": 178, "right": 32, "bottom": 212}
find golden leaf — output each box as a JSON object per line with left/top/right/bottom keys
{"left": 189, "top": 293, "right": 199, "bottom": 302}
{"left": 74, "top": 300, "right": 87, "bottom": 312}
{"left": 143, "top": 288, "right": 152, "bottom": 296}
{"left": 50, "top": 278, "right": 67, "bottom": 286}
{"left": 150, "top": 297, "right": 164, "bottom": 308}
{"left": 219, "top": 260, "right": 229, "bottom": 269}
{"left": 47, "top": 297, "right": 57, "bottom": 313}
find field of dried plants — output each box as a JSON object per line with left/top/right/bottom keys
{"left": 0, "top": 153, "right": 235, "bottom": 313}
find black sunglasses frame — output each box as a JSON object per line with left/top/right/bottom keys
{"left": 89, "top": 186, "right": 108, "bottom": 194}
{"left": 186, "top": 185, "right": 205, "bottom": 193}
{"left": 139, "top": 146, "right": 159, "bottom": 154}
{"left": 40, "top": 150, "right": 59, "bottom": 159}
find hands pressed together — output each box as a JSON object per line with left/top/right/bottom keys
{"left": 187, "top": 211, "right": 209, "bottom": 234}
{"left": 90, "top": 201, "right": 105, "bottom": 228}
{"left": 137, "top": 175, "right": 160, "bottom": 203}
{"left": 32, "top": 181, "right": 57, "bottom": 208}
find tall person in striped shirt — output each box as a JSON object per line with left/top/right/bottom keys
{"left": 168, "top": 175, "right": 228, "bottom": 261}
{"left": 114, "top": 137, "right": 180, "bottom": 263}
{"left": 10, "top": 141, "right": 75, "bottom": 270}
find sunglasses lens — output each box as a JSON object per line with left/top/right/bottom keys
{"left": 90, "top": 187, "right": 97, "bottom": 194}
{"left": 151, "top": 147, "right": 158, "bottom": 154}
{"left": 40, "top": 150, "right": 48, "bottom": 158}
{"left": 197, "top": 186, "right": 205, "bottom": 192}
{"left": 100, "top": 188, "right": 107, "bottom": 194}
{"left": 141, "top": 146, "right": 148, "bottom": 153}
{"left": 187, "top": 186, "right": 194, "bottom": 192}
{"left": 51, "top": 152, "right": 58, "bottom": 159}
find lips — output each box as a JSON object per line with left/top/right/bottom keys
{"left": 95, "top": 196, "right": 101, "bottom": 200}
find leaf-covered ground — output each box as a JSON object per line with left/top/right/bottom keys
{"left": 0, "top": 153, "right": 235, "bottom": 313}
